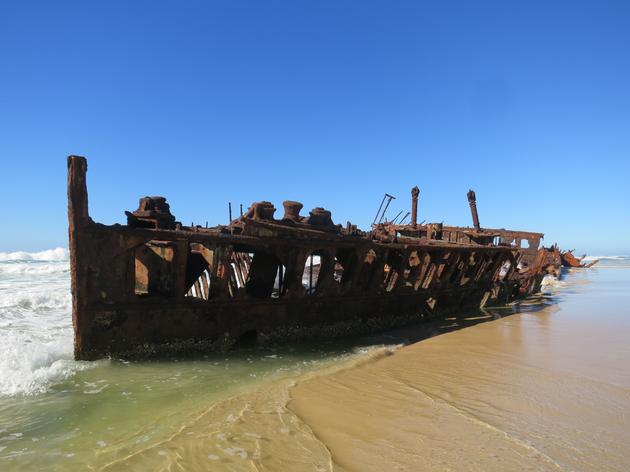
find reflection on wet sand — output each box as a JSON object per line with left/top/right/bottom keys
{"left": 289, "top": 267, "right": 630, "bottom": 472}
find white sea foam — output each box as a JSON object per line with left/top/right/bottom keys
{"left": 0, "top": 248, "right": 93, "bottom": 396}
{"left": 0, "top": 262, "right": 69, "bottom": 276}
{"left": 0, "top": 247, "right": 69, "bottom": 262}
{"left": 0, "top": 288, "right": 71, "bottom": 311}
{"left": 0, "top": 330, "right": 94, "bottom": 396}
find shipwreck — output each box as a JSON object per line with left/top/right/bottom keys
{"left": 68, "top": 156, "right": 561, "bottom": 360}
{"left": 561, "top": 250, "right": 598, "bottom": 268}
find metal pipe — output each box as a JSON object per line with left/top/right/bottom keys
{"left": 373, "top": 195, "right": 387, "bottom": 225}
{"left": 309, "top": 255, "right": 314, "bottom": 294}
{"left": 411, "top": 186, "right": 419, "bottom": 228}
{"left": 378, "top": 193, "right": 395, "bottom": 224}
{"left": 467, "top": 190, "right": 481, "bottom": 231}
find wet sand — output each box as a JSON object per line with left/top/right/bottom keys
{"left": 289, "top": 267, "right": 630, "bottom": 472}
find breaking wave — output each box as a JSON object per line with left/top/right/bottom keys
{"left": 582, "top": 255, "right": 629, "bottom": 261}
{"left": 0, "top": 332, "right": 93, "bottom": 397}
{"left": 0, "top": 247, "right": 69, "bottom": 262}
{"left": 0, "top": 288, "right": 71, "bottom": 311}
{"left": 0, "top": 262, "right": 69, "bottom": 276}
{"left": 0, "top": 248, "right": 91, "bottom": 396}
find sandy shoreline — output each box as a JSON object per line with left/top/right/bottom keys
{"left": 287, "top": 267, "right": 630, "bottom": 472}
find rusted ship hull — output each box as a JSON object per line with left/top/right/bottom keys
{"left": 68, "top": 156, "right": 559, "bottom": 360}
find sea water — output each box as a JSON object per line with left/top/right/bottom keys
{"left": 0, "top": 248, "right": 399, "bottom": 471}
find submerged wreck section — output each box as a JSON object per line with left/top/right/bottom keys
{"left": 561, "top": 250, "right": 598, "bottom": 268}
{"left": 68, "top": 156, "right": 560, "bottom": 360}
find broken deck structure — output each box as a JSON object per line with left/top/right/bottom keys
{"left": 68, "top": 156, "right": 560, "bottom": 360}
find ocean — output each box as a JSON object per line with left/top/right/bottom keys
{"left": 1, "top": 249, "right": 629, "bottom": 471}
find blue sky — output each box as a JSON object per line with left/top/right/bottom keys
{"left": 1, "top": 1, "right": 628, "bottom": 254}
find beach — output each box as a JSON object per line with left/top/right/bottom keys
{"left": 289, "top": 259, "right": 630, "bottom": 472}
{"left": 1, "top": 252, "right": 629, "bottom": 471}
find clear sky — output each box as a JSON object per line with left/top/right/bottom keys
{"left": 1, "top": 1, "right": 628, "bottom": 254}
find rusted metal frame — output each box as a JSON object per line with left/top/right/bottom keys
{"left": 345, "top": 248, "right": 364, "bottom": 292}
{"left": 211, "top": 244, "right": 232, "bottom": 299}
{"left": 413, "top": 252, "right": 432, "bottom": 291}
{"left": 112, "top": 223, "right": 511, "bottom": 260}
{"left": 421, "top": 261, "right": 438, "bottom": 290}
{"left": 473, "top": 252, "right": 494, "bottom": 281}
{"left": 309, "top": 252, "right": 314, "bottom": 294}
{"left": 367, "top": 247, "right": 388, "bottom": 293}
{"left": 487, "top": 252, "right": 509, "bottom": 283}
{"left": 269, "top": 245, "right": 301, "bottom": 297}
{"left": 403, "top": 250, "right": 421, "bottom": 289}
{"left": 231, "top": 252, "right": 250, "bottom": 289}
{"left": 314, "top": 248, "right": 339, "bottom": 295}
{"left": 503, "top": 251, "right": 520, "bottom": 284}
{"left": 287, "top": 248, "right": 311, "bottom": 297}
{"left": 441, "top": 252, "right": 463, "bottom": 288}
{"left": 432, "top": 251, "right": 452, "bottom": 289}
{"left": 241, "top": 217, "right": 346, "bottom": 241}
{"left": 382, "top": 249, "right": 398, "bottom": 292}
{"left": 424, "top": 250, "right": 449, "bottom": 290}
{"left": 438, "top": 226, "right": 544, "bottom": 246}
{"left": 423, "top": 252, "right": 445, "bottom": 290}
{"left": 68, "top": 156, "right": 91, "bottom": 359}
{"left": 200, "top": 271, "right": 210, "bottom": 299}
{"left": 302, "top": 248, "right": 324, "bottom": 296}
{"left": 189, "top": 243, "right": 215, "bottom": 300}
{"left": 353, "top": 248, "right": 377, "bottom": 292}
{"left": 389, "top": 249, "right": 408, "bottom": 292}
{"left": 458, "top": 252, "right": 477, "bottom": 286}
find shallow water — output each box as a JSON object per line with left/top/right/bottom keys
{"left": 1, "top": 251, "right": 628, "bottom": 471}
{"left": 0, "top": 249, "right": 395, "bottom": 471}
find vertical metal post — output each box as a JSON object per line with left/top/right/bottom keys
{"left": 67, "top": 155, "right": 90, "bottom": 360}
{"left": 278, "top": 264, "right": 283, "bottom": 295}
{"left": 309, "top": 254, "right": 314, "bottom": 294}
{"left": 411, "top": 186, "right": 419, "bottom": 228}
{"left": 467, "top": 190, "right": 481, "bottom": 231}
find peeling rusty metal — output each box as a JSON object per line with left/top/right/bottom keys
{"left": 67, "top": 156, "right": 564, "bottom": 360}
